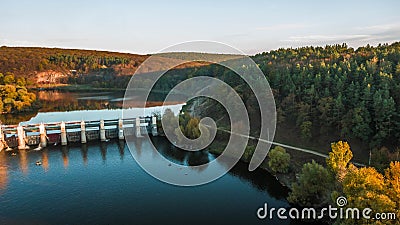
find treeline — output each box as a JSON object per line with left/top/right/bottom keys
{"left": 67, "top": 73, "right": 131, "bottom": 88}
{"left": 0, "top": 72, "right": 36, "bottom": 113}
{"left": 47, "top": 54, "right": 132, "bottom": 73}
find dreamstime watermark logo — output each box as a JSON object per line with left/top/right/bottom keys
{"left": 336, "top": 196, "right": 347, "bottom": 207}
{"left": 122, "top": 41, "right": 276, "bottom": 186}
{"left": 256, "top": 196, "right": 396, "bottom": 221}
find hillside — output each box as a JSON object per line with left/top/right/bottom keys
{"left": 177, "top": 42, "right": 400, "bottom": 167}
{"left": 0, "top": 46, "right": 149, "bottom": 84}
{"left": 0, "top": 47, "right": 243, "bottom": 86}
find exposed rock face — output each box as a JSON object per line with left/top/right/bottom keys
{"left": 36, "top": 70, "right": 68, "bottom": 84}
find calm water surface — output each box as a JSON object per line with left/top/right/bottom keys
{"left": 0, "top": 138, "right": 294, "bottom": 225}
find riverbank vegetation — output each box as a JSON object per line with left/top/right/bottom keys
{"left": 0, "top": 73, "right": 36, "bottom": 113}
{"left": 159, "top": 109, "right": 211, "bottom": 147}
{"left": 267, "top": 146, "right": 291, "bottom": 173}
{"left": 287, "top": 141, "right": 400, "bottom": 224}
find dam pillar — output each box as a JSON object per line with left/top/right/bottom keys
{"left": 118, "top": 118, "right": 124, "bottom": 140}
{"left": 61, "top": 122, "right": 67, "bottom": 146}
{"left": 152, "top": 116, "right": 158, "bottom": 136}
{"left": 17, "top": 126, "right": 27, "bottom": 150}
{"left": 39, "top": 123, "right": 47, "bottom": 148}
{"left": 100, "top": 120, "right": 106, "bottom": 141}
{"left": 81, "top": 121, "right": 87, "bottom": 144}
{"left": 135, "top": 117, "right": 141, "bottom": 137}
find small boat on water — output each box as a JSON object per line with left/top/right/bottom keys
{"left": 35, "top": 161, "right": 42, "bottom": 166}
{"left": 11, "top": 152, "right": 17, "bottom": 156}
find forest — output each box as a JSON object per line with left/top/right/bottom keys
{"left": 147, "top": 43, "right": 400, "bottom": 161}
{"left": 254, "top": 43, "right": 400, "bottom": 150}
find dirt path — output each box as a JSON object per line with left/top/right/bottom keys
{"left": 212, "top": 127, "right": 366, "bottom": 167}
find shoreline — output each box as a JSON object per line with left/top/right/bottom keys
{"left": 29, "top": 84, "right": 184, "bottom": 96}
{"left": 207, "top": 147, "right": 294, "bottom": 189}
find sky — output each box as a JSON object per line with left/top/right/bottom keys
{"left": 0, "top": 0, "right": 399, "bottom": 55}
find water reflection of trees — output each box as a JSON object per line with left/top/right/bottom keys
{"left": 0, "top": 91, "right": 125, "bottom": 124}
{"left": 228, "top": 162, "right": 289, "bottom": 200}
{"left": 150, "top": 136, "right": 288, "bottom": 200}
{"left": 1, "top": 90, "right": 185, "bottom": 125}
{"left": 0, "top": 111, "right": 38, "bottom": 125}
{"left": 151, "top": 136, "right": 211, "bottom": 169}
{"left": 38, "top": 90, "right": 122, "bottom": 112}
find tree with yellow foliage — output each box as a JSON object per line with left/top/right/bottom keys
{"left": 328, "top": 142, "right": 399, "bottom": 225}
{"left": 384, "top": 162, "right": 400, "bottom": 221}
{"left": 326, "top": 141, "right": 353, "bottom": 181}
{"left": 341, "top": 165, "right": 396, "bottom": 225}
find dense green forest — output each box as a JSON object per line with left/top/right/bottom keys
{"left": 254, "top": 43, "right": 400, "bottom": 149}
